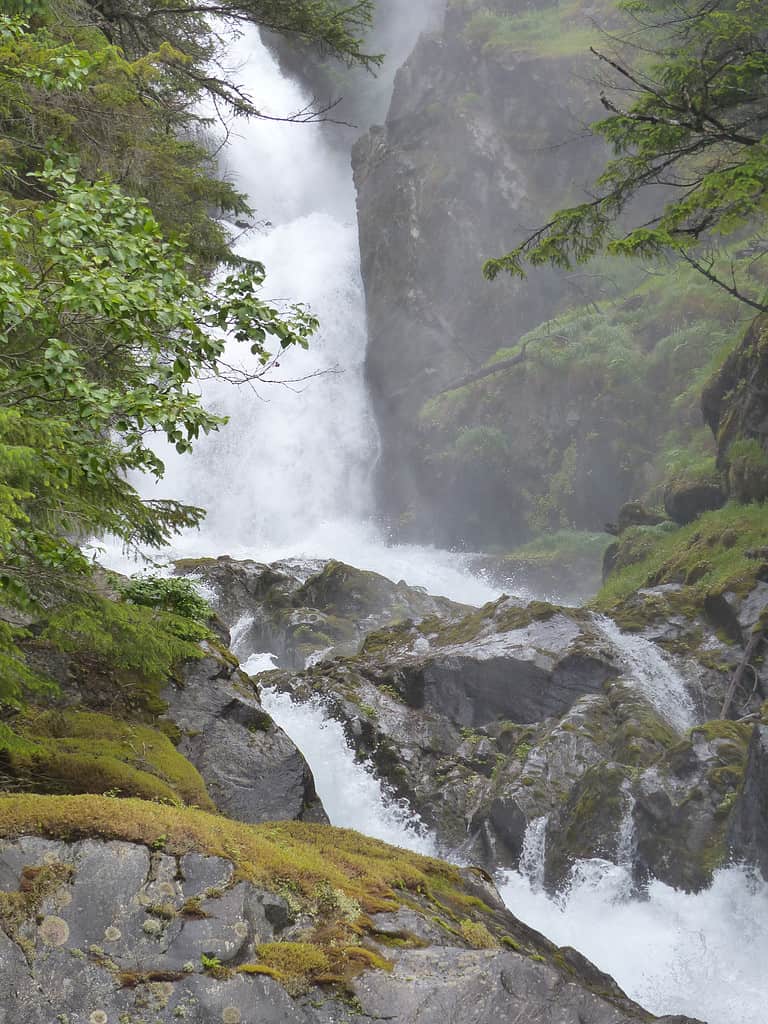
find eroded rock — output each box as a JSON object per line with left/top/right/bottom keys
{"left": 174, "top": 556, "right": 468, "bottom": 668}
{"left": 0, "top": 828, "right": 701, "bottom": 1024}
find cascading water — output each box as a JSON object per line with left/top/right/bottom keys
{"left": 593, "top": 614, "right": 698, "bottom": 732}
{"left": 499, "top": 846, "right": 768, "bottom": 1024}
{"left": 259, "top": 685, "right": 436, "bottom": 855}
{"left": 105, "top": 22, "right": 500, "bottom": 606}
{"left": 100, "top": 23, "right": 766, "bottom": 1024}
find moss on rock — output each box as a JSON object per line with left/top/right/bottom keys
{"left": 0, "top": 711, "right": 214, "bottom": 810}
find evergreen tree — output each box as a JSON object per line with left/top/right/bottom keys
{"left": 0, "top": 1, "right": 375, "bottom": 703}
{"left": 485, "top": 0, "right": 768, "bottom": 312}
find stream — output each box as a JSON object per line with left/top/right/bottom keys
{"left": 108, "top": 24, "right": 768, "bottom": 1024}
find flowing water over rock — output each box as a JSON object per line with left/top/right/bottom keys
{"left": 257, "top": 684, "right": 437, "bottom": 856}
{"left": 99, "top": 28, "right": 765, "bottom": 1024}
{"left": 593, "top": 614, "right": 698, "bottom": 732}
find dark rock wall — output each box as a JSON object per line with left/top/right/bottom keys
{"left": 702, "top": 313, "right": 768, "bottom": 502}
{"left": 353, "top": 1, "right": 604, "bottom": 542}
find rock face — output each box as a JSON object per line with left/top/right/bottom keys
{"left": 0, "top": 828, "right": 701, "bottom": 1024}
{"left": 702, "top": 313, "right": 768, "bottom": 503}
{"left": 663, "top": 479, "right": 726, "bottom": 525}
{"left": 173, "top": 556, "right": 468, "bottom": 668}
{"left": 260, "top": 592, "right": 755, "bottom": 888}
{"left": 162, "top": 646, "right": 326, "bottom": 824}
{"left": 353, "top": 2, "right": 604, "bottom": 545}
{"left": 728, "top": 725, "right": 768, "bottom": 878}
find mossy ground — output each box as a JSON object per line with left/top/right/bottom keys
{"left": 0, "top": 710, "right": 214, "bottom": 810}
{"left": 0, "top": 794, "right": 560, "bottom": 990}
{"left": 594, "top": 503, "right": 767, "bottom": 629}
{"left": 0, "top": 794, "right": 461, "bottom": 913}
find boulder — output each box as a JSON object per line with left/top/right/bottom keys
{"left": 163, "top": 647, "right": 326, "bottom": 824}
{"left": 173, "top": 556, "right": 468, "bottom": 668}
{"left": 663, "top": 479, "right": 726, "bottom": 525}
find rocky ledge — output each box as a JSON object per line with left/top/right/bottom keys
{"left": 182, "top": 553, "right": 768, "bottom": 893}
{"left": 173, "top": 556, "right": 468, "bottom": 669}
{"left": 0, "top": 795, "right": 700, "bottom": 1024}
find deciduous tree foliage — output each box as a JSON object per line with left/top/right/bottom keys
{"left": 0, "top": 0, "right": 373, "bottom": 703}
{"left": 485, "top": 0, "right": 768, "bottom": 311}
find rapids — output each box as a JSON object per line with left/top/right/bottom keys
{"left": 102, "top": 23, "right": 765, "bottom": 1024}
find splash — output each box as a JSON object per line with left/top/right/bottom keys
{"left": 258, "top": 684, "right": 436, "bottom": 856}
{"left": 498, "top": 859, "right": 768, "bottom": 1024}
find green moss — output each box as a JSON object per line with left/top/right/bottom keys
{"left": 359, "top": 620, "right": 415, "bottom": 657}
{"left": 416, "top": 598, "right": 560, "bottom": 650}
{"left": 0, "top": 794, "right": 466, "bottom": 916}
{"left": 463, "top": 1, "right": 610, "bottom": 59}
{"left": 459, "top": 919, "right": 497, "bottom": 949}
{"left": 595, "top": 503, "right": 768, "bottom": 626}
{"left": 503, "top": 530, "right": 612, "bottom": 565}
{"left": 256, "top": 941, "right": 330, "bottom": 978}
{"left": 1, "top": 710, "right": 214, "bottom": 810}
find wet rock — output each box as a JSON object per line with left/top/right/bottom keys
{"left": 264, "top": 598, "right": 701, "bottom": 876}
{"left": 263, "top": 584, "right": 756, "bottom": 890}
{"left": 163, "top": 649, "right": 326, "bottom": 824}
{"left": 352, "top": 947, "right": 699, "bottom": 1024}
{"left": 617, "top": 501, "right": 669, "bottom": 533}
{"left": 728, "top": 724, "right": 768, "bottom": 879}
{"left": 174, "top": 556, "right": 468, "bottom": 668}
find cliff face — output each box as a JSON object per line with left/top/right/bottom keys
{"left": 353, "top": 1, "right": 604, "bottom": 542}
{"left": 703, "top": 313, "right": 768, "bottom": 504}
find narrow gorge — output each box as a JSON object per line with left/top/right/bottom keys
{"left": 1, "top": 3, "right": 767, "bottom": 1024}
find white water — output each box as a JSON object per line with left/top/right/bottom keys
{"left": 94, "top": 25, "right": 500, "bottom": 609}
{"left": 500, "top": 856, "right": 768, "bottom": 1024}
{"left": 256, "top": 681, "right": 436, "bottom": 856}
{"left": 98, "top": 25, "right": 765, "bottom": 1024}
{"left": 594, "top": 614, "right": 698, "bottom": 732}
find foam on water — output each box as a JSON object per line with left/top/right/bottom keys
{"left": 499, "top": 859, "right": 768, "bottom": 1024}
{"left": 254, "top": 680, "right": 436, "bottom": 856}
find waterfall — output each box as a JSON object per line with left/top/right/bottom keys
{"left": 95, "top": 23, "right": 500, "bottom": 608}
{"left": 615, "top": 789, "right": 637, "bottom": 870}
{"left": 92, "top": 24, "right": 768, "bottom": 1024}
{"left": 593, "top": 614, "right": 697, "bottom": 732}
{"left": 257, "top": 683, "right": 436, "bottom": 856}
{"left": 518, "top": 815, "right": 548, "bottom": 891}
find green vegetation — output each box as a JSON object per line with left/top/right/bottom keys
{"left": 463, "top": 1, "right": 611, "bottom": 60}
{"left": 485, "top": 0, "right": 768, "bottom": 322}
{"left": 420, "top": 249, "right": 751, "bottom": 539}
{"left": 0, "top": 0, "right": 375, "bottom": 709}
{"left": 594, "top": 502, "right": 768, "bottom": 621}
{"left": 0, "top": 710, "right": 214, "bottom": 808}
{"left": 0, "top": 792, "right": 555, "bottom": 987}
{"left": 120, "top": 575, "right": 213, "bottom": 624}
{"left": 504, "top": 530, "right": 610, "bottom": 565}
